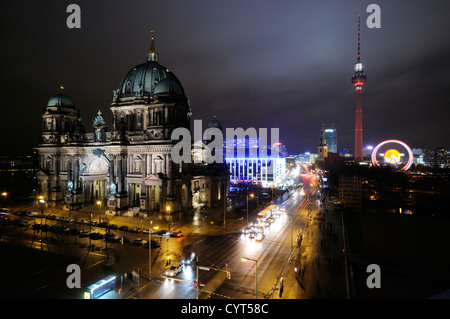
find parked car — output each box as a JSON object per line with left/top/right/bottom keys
{"left": 105, "top": 233, "right": 120, "bottom": 243}
{"left": 165, "top": 263, "right": 182, "bottom": 277}
{"left": 129, "top": 227, "right": 140, "bottom": 233}
{"left": 132, "top": 238, "right": 146, "bottom": 246}
{"left": 97, "top": 222, "right": 108, "bottom": 228}
{"left": 40, "top": 224, "right": 51, "bottom": 232}
{"left": 150, "top": 239, "right": 161, "bottom": 248}
{"left": 79, "top": 230, "right": 90, "bottom": 238}
{"left": 68, "top": 228, "right": 80, "bottom": 236}
{"left": 108, "top": 224, "right": 118, "bottom": 230}
{"left": 46, "top": 214, "right": 56, "bottom": 220}
{"left": 77, "top": 219, "right": 88, "bottom": 225}
{"left": 119, "top": 226, "right": 129, "bottom": 232}
{"left": 242, "top": 227, "right": 251, "bottom": 234}
{"left": 155, "top": 229, "right": 170, "bottom": 236}
{"left": 89, "top": 232, "right": 104, "bottom": 240}
{"left": 119, "top": 236, "right": 131, "bottom": 244}
{"left": 142, "top": 229, "right": 152, "bottom": 234}
{"left": 170, "top": 231, "right": 183, "bottom": 238}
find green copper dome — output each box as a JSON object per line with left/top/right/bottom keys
{"left": 47, "top": 93, "right": 75, "bottom": 108}
{"left": 117, "top": 60, "right": 185, "bottom": 98}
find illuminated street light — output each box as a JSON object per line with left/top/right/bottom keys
{"left": 246, "top": 193, "right": 254, "bottom": 224}
{"left": 166, "top": 206, "right": 171, "bottom": 232}
{"left": 241, "top": 257, "right": 258, "bottom": 299}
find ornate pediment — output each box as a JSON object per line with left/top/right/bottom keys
{"left": 142, "top": 174, "right": 162, "bottom": 186}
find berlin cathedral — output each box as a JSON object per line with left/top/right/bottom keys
{"left": 35, "top": 31, "right": 229, "bottom": 221}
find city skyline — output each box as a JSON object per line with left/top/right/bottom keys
{"left": 1, "top": 0, "right": 450, "bottom": 156}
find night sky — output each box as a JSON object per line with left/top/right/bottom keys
{"left": 1, "top": 0, "right": 450, "bottom": 156}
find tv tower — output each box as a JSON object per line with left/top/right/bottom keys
{"left": 351, "top": 14, "right": 367, "bottom": 162}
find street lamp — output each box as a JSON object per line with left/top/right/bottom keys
{"left": 38, "top": 196, "right": 45, "bottom": 251}
{"left": 246, "top": 193, "right": 254, "bottom": 224}
{"left": 166, "top": 205, "right": 171, "bottom": 232}
{"left": 241, "top": 257, "right": 258, "bottom": 299}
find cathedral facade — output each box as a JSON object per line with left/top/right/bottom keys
{"left": 35, "top": 33, "right": 229, "bottom": 220}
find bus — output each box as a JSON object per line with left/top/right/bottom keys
{"left": 84, "top": 275, "right": 116, "bottom": 299}
{"left": 257, "top": 205, "right": 278, "bottom": 218}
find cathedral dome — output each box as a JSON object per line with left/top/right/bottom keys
{"left": 117, "top": 61, "right": 185, "bottom": 98}
{"left": 116, "top": 30, "right": 186, "bottom": 99}
{"left": 47, "top": 93, "right": 75, "bottom": 108}
{"left": 207, "top": 117, "right": 222, "bottom": 131}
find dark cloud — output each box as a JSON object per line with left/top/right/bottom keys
{"left": 1, "top": 0, "right": 449, "bottom": 156}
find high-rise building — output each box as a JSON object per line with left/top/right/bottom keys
{"left": 317, "top": 125, "right": 328, "bottom": 162}
{"left": 324, "top": 127, "right": 337, "bottom": 153}
{"left": 351, "top": 15, "right": 367, "bottom": 162}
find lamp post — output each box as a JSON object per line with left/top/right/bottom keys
{"left": 1, "top": 192, "right": 7, "bottom": 207}
{"left": 97, "top": 200, "right": 103, "bottom": 223}
{"left": 149, "top": 222, "right": 152, "bottom": 281}
{"left": 246, "top": 193, "right": 254, "bottom": 224}
{"left": 166, "top": 206, "right": 171, "bottom": 232}
{"left": 241, "top": 257, "right": 258, "bottom": 299}
{"left": 39, "top": 196, "right": 45, "bottom": 251}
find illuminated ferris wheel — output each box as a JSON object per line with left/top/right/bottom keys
{"left": 371, "top": 140, "right": 413, "bottom": 171}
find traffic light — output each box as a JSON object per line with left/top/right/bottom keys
{"left": 226, "top": 271, "right": 231, "bottom": 280}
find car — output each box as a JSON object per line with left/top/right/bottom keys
{"left": 132, "top": 238, "right": 146, "bottom": 246}
{"left": 79, "top": 230, "right": 90, "bottom": 237}
{"left": 89, "top": 232, "right": 104, "bottom": 240}
{"left": 40, "top": 224, "right": 51, "bottom": 232}
{"left": 242, "top": 227, "right": 251, "bottom": 234}
{"left": 182, "top": 252, "right": 195, "bottom": 265}
{"left": 31, "top": 223, "right": 41, "bottom": 231}
{"left": 165, "top": 263, "right": 182, "bottom": 277}
{"left": 255, "top": 232, "right": 264, "bottom": 241}
{"left": 142, "top": 229, "right": 152, "bottom": 234}
{"left": 170, "top": 231, "right": 183, "bottom": 238}
{"left": 68, "top": 228, "right": 80, "bottom": 235}
{"left": 105, "top": 233, "right": 120, "bottom": 243}
{"left": 118, "top": 225, "right": 129, "bottom": 232}
{"left": 77, "top": 219, "right": 88, "bottom": 225}
{"left": 155, "top": 229, "right": 170, "bottom": 236}
{"left": 119, "top": 236, "right": 131, "bottom": 244}
{"left": 108, "top": 224, "right": 118, "bottom": 230}
{"left": 129, "top": 227, "right": 140, "bottom": 233}
{"left": 46, "top": 214, "right": 56, "bottom": 220}
{"left": 55, "top": 216, "right": 64, "bottom": 221}
{"left": 64, "top": 217, "right": 75, "bottom": 223}
{"left": 88, "top": 220, "right": 98, "bottom": 227}
{"left": 150, "top": 239, "right": 161, "bottom": 248}
{"left": 51, "top": 225, "right": 68, "bottom": 234}
{"left": 97, "top": 222, "right": 108, "bottom": 228}
{"left": 248, "top": 231, "right": 256, "bottom": 239}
